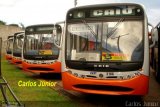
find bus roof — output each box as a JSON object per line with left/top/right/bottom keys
{"left": 68, "top": 3, "right": 144, "bottom": 11}
{"left": 26, "top": 24, "right": 54, "bottom": 29}
{"left": 7, "top": 35, "right": 13, "bottom": 39}
{"left": 13, "top": 31, "right": 24, "bottom": 37}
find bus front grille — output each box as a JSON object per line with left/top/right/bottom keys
{"left": 73, "top": 84, "right": 133, "bottom": 92}
{"left": 28, "top": 67, "right": 54, "bottom": 71}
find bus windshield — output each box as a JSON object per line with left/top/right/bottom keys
{"left": 66, "top": 20, "right": 143, "bottom": 62}
{"left": 13, "top": 34, "right": 24, "bottom": 56}
{"left": 24, "top": 33, "right": 59, "bottom": 57}
{"left": 7, "top": 38, "right": 13, "bottom": 54}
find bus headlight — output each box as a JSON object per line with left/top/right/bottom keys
{"left": 127, "top": 75, "right": 131, "bottom": 79}
{"left": 67, "top": 70, "right": 72, "bottom": 74}
{"left": 135, "top": 72, "right": 141, "bottom": 76}
{"left": 99, "top": 74, "right": 103, "bottom": 78}
{"left": 120, "top": 76, "right": 123, "bottom": 80}
{"left": 138, "top": 72, "right": 141, "bottom": 75}
{"left": 74, "top": 73, "right": 78, "bottom": 77}
{"left": 81, "top": 75, "right": 85, "bottom": 78}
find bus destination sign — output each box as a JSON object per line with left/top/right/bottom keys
{"left": 69, "top": 5, "right": 143, "bottom": 19}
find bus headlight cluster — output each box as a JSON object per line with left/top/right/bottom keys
{"left": 26, "top": 61, "right": 32, "bottom": 64}
{"left": 120, "top": 76, "right": 123, "bottom": 80}
{"left": 134, "top": 72, "right": 141, "bottom": 76}
{"left": 119, "top": 72, "right": 141, "bottom": 80}
{"left": 46, "top": 62, "right": 52, "bottom": 64}
{"left": 67, "top": 70, "right": 72, "bottom": 74}
{"left": 99, "top": 74, "right": 103, "bottom": 78}
{"left": 73, "top": 73, "right": 78, "bottom": 77}
{"left": 127, "top": 75, "right": 131, "bottom": 79}
{"left": 81, "top": 75, "right": 85, "bottom": 78}
{"left": 14, "top": 57, "right": 21, "bottom": 60}
{"left": 49, "top": 62, "right": 52, "bottom": 64}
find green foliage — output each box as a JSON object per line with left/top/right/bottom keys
{"left": 8, "top": 24, "right": 19, "bottom": 27}
{"left": 1, "top": 58, "right": 77, "bottom": 106}
{"left": 0, "top": 20, "right": 6, "bottom": 25}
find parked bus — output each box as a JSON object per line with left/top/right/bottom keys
{"left": 59, "top": 3, "right": 151, "bottom": 95}
{"left": 22, "top": 24, "right": 62, "bottom": 74}
{"left": 150, "top": 22, "right": 160, "bottom": 82}
{"left": 11, "top": 32, "right": 24, "bottom": 68}
{"left": 5, "top": 35, "right": 14, "bottom": 62}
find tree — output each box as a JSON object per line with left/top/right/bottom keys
{"left": 0, "top": 20, "right": 6, "bottom": 25}
{"left": 8, "top": 24, "right": 19, "bottom": 27}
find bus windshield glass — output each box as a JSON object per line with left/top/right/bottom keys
{"left": 13, "top": 34, "right": 24, "bottom": 56}
{"left": 7, "top": 38, "right": 13, "bottom": 54}
{"left": 24, "top": 33, "right": 59, "bottom": 56}
{"left": 65, "top": 4, "right": 144, "bottom": 71}
{"left": 66, "top": 20, "right": 143, "bottom": 62}
{"left": 23, "top": 25, "right": 62, "bottom": 60}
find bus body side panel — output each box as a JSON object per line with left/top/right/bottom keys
{"left": 62, "top": 72, "right": 149, "bottom": 95}
{"left": 22, "top": 61, "right": 61, "bottom": 73}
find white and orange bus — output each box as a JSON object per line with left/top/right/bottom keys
{"left": 11, "top": 32, "right": 24, "bottom": 68}
{"left": 60, "top": 3, "right": 152, "bottom": 95}
{"left": 22, "top": 24, "right": 62, "bottom": 74}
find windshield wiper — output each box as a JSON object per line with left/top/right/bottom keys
{"left": 81, "top": 20, "right": 97, "bottom": 40}
{"left": 111, "top": 33, "right": 129, "bottom": 52}
{"left": 81, "top": 20, "right": 98, "bottom": 51}
{"left": 107, "top": 18, "right": 125, "bottom": 39}
{"left": 104, "top": 18, "right": 125, "bottom": 52}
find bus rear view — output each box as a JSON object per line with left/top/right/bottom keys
{"left": 22, "top": 24, "right": 61, "bottom": 74}
{"left": 62, "top": 3, "right": 149, "bottom": 95}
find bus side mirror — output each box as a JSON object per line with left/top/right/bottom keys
{"left": 53, "top": 28, "right": 61, "bottom": 49}
{"left": 148, "top": 23, "right": 156, "bottom": 48}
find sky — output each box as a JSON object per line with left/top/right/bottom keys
{"left": 0, "top": 0, "right": 160, "bottom": 27}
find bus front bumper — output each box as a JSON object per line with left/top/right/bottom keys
{"left": 22, "top": 61, "right": 61, "bottom": 74}
{"left": 62, "top": 72, "right": 149, "bottom": 95}
{"left": 12, "top": 57, "right": 22, "bottom": 68}
{"left": 5, "top": 54, "right": 12, "bottom": 61}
